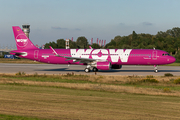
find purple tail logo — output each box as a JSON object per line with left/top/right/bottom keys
{"left": 16, "top": 34, "right": 28, "bottom": 47}
{"left": 12, "top": 26, "right": 37, "bottom": 50}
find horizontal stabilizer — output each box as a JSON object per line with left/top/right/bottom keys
{"left": 11, "top": 51, "right": 27, "bottom": 56}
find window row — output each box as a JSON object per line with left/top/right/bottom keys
{"left": 42, "top": 53, "right": 153, "bottom": 56}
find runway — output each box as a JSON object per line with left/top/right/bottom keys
{"left": 0, "top": 63, "right": 180, "bottom": 76}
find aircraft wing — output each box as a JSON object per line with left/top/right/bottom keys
{"left": 55, "top": 54, "right": 97, "bottom": 64}
{"left": 50, "top": 46, "right": 106, "bottom": 64}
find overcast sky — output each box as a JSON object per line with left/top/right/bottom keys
{"left": 0, "top": 0, "right": 180, "bottom": 47}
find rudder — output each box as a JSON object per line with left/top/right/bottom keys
{"left": 12, "top": 26, "right": 37, "bottom": 50}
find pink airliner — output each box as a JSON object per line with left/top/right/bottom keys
{"left": 10, "top": 26, "right": 176, "bottom": 73}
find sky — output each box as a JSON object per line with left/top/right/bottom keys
{"left": 1, "top": 0, "right": 180, "bottom": 47}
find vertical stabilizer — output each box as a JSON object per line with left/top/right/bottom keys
{"left": 12, "top": 26, "right": 37, "bottom": 50}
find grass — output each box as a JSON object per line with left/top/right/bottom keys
{"left": 0, "top": 114, "right": 46, "bottom": 120}
{"left": 163, "top": 62, "right": 180, "bottom": 66}
{"left": 1, "top": 84, "right": 180, "bottom": 119}
{"left": 1, "top": 74, "right": 180, "bottom": 119}
{"left": 0, "top": 73, "right": 94, "bottom": 84}
{"left": 1, "top": 73, "right": 180, "bottom": 96}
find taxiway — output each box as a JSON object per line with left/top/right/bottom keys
{"left": 0, "top": 63, "right": 180, "bottom": 76}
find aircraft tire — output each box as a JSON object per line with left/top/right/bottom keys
{"left": 84, "top": 68, "right": 90, "bottom": 73}
{"left": 92, "top": 67, "right": 98, "bottom": 72}
{"left": 154, "top": 69, "right": 158, "bottom": 73}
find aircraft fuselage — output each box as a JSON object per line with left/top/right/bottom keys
{"left": 11, "top": 48, "right": 175, "bottom": 65}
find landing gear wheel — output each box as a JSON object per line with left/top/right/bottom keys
{"left": 154, "top": 65, "right": 158, "bottom": 73}
{"left": 92, "top": 67, "right": 98, "bottom": 72}
{"left": 84, "top": 68, "right": 90, "bottom": 73}
{"left": 154, "top": 69, "right": 158, "bottom": 73}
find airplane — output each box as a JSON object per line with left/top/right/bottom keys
{"left": 10, "top": 26, "right": 176, "bottom": 73}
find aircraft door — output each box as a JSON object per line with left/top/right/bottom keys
{"left": 34, "top": 50, "right": 39, "bottom": 59}
{"left": 152, "top": 51, "right": 157, "bottom": 60}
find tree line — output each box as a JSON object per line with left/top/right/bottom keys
{"left": 44, "top": 27, "right": 180, "bottom": 60}
{"left": 44, "top": 36, "right": 102, "bottom": 49}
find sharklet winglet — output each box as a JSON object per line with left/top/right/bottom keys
{"left": 50, "top": 46, "right": 58, "bottom": 55}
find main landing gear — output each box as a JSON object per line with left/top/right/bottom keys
{"left": 84, "top": 68, "right": 90, "bottom": 73}
{"left": 84, "top": 65, "right": 98, "bottom": 73}
{"left": 154, "top": 65, "right": 158, "bottom": 73}
{"left": 92, "top": 67, "right": 98, "bottom": 72}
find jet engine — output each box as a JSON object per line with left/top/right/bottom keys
{"left": 96, "top": 62, "right": 111, "bottom": 70}
{"left": 111, "top": 65, "right": 122, "bottom": 69}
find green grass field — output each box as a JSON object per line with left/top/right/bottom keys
{"left": 1, "top": 84, "right": 180, "bottom": 120}
{"left": 0, "top": 74, "right": 180, "bottom": 119}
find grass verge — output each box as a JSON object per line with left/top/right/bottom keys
{"left": 0, "top": 114, "right": 46, "bottom": 120}
{"left": 1, "top": 84, "right": 180, "bottom": 119}
{"left": 1, "top": 73, "right": 180, "bottom": 96}
{"left": 1, "top": 74, "right": 180, "bottom": 119}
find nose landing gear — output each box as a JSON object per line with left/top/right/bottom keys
{"left": 154, "top": 65, "right": 158, "bottom": 73}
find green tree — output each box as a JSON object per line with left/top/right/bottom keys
{"left": 91, "top": 43, "right": 101, "bottom": 49}
{"left": 121, "top": 44, "right": 131, "bottom": 49}
{"left": 76, "top": 36, "right": 88, "bottom": 48}
{"left": 175, "top": 51, "right": 180, "bottom": 60}
{"left": 44, "top": 42, "right": 57, "bottom": 49}
{"left": 105, "top": 39, "right": 117, "bottom": 48}
{"left": 132, "top": 31, "right": 137, "bottom": 40}
{"left": 69, "top": 40, "right": 77, "bottom": 48}
{"left": 107, "top": 45, "right": 115, "bottom": 49}
{"left": 146, "top": 45, "right": 156, "bottom": 49}
{"left": 166, "top": 27, "right": 180, "bottom": 38}
{"left": 156, "top": 31, "right": 168, "bottom": 38}
{"left": 44, "top": 42, "right": 51, "bottom": 49}
{"left": 51, "top": 41, "right": 58, "bottom": 48}
{"left": 57, "top": 39, "right": 65, "bottom": 48}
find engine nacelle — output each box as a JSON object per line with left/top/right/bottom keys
{"left": 111, "top": 65, "right": 122, "bottom": 69}
{"left": 96, "top": 62, "right": 111, "bottom": 70}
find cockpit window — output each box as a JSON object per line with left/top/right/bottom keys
{"left": 162, "top": 53, "right": 170, "bottom": 56}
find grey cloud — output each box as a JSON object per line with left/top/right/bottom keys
{"left": 51, "top": 27, "right": 68, "bottom": 30}
{"left": 142, "top": 22, "right": 153, "bottom": 26}
{"left": 51, "top": 27, "right": 81, "bottom": 31}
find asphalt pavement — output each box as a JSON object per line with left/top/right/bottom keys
{"left": 0, "top": 63, "right": 180, "bottom": 76}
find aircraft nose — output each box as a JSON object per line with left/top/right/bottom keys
{"left": 168, "top": 56, "right": 176, "bottom": 63}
